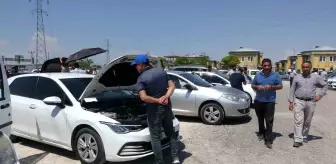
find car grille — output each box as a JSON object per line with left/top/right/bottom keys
{"left": 117, "top": 131, "right": 179, "bottom": 156}
{"left": 238, "top": 108, "right": 250, "bottom": 114}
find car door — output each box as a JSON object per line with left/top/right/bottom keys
{"left": 168, "top": 74, "right": 197, "bottom": 116}
{"left": 0, "top": 62, "right": 12, "bottom": 136}
{"left": 31, "top": 77, "right": 71, "bottom": 146}
{"left": 9, "top": 76, "right": 38, "bottom": 137}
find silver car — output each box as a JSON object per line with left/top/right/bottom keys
{"left": 167, "top": 71, "right": 251, "bottom": 125}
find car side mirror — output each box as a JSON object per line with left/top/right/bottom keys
{"left": 183, "top": 84, "right": 194, "bottom": 90}
{"left": 43, "top": 96, "right": 63, "bottom": 105}
{"left": 0, "top": 132, "right": 20, "bottom": 164}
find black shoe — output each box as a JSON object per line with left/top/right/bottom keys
{"left": 303, "top": 139, "right": 308, "bottom": 143}
{"left": 257, "top": 133, "right": 265, "bottom": 141}
{"left": 265, "top": 141, "right": 272, "bottom": 149}
{"left": 293, "top": 142, "right": 303, "bottom": 148}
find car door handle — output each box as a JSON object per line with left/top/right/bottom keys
{"left": 0, "top": 103, "right": 10, "bottom": 109}
{"left": 29, "top": 104, "right": 36, "bottom": 109}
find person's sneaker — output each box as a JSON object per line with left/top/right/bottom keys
{"left": 293, "top": 142, "right": 303, "bottom": 148}
{"left": 172, "top": 156, "right": 181, "bottom": 164}
{"left": 303, "top": 138, "right": 308, "bottom": 143}
{"left": 265, "top": 141, "right": 272, "bottom": 149}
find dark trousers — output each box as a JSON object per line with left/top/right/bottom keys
{"left": 147, "top": 104, "right": 179, "bottom": 163}
{"left": 254, "top": 101, "right": 275, "bottom": 142}
{"left": 290, "top": 77, "right": 293, "bottom": 87}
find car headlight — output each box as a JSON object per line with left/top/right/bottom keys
{"left": 100, "top": 121, "right": 130, "bottom": 134}
{"left": 221, "top": 94, "right": 246, "bottom": 102}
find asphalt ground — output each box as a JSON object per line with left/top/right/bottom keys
{"left": 13, "top": 81, "right": 336, "bottom": 164}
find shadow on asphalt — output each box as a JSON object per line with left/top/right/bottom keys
{"left": 19, "top": 152, "right": 49, "bottom": 164}
{"left": 13, "top": 137, "right": 191, "bottom": 164}
{"left": 12, "top": 137, "right": 78, "bottom": 161}
{"left": 113, "top": 141, "right": 192, "bottom": 164}
{"left": 176, "top": 115, "right": 252, "bottom": 125}
{"left": 288, "top": 133, "right": 323, "bottom": 141}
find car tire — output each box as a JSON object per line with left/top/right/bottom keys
{"left": 200, "top": 103, "right": 225, "bottom": 125}
{"left": 73, "top": 128, "right": 106, "bottom": 164}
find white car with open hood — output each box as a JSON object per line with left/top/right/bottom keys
{"left": 9, "top": 54, "right": 180, "bottom": 163}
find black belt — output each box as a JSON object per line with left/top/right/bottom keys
{"left": 296, "top": 97, "right": 313, "bottom": 101}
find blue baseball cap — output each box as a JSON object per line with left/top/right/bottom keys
{"left": 130, "top": 54, "right": 149, "bottom": 66}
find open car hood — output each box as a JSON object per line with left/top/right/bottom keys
{"left": 78, "top": 54, "right": 164, "bottom": 101}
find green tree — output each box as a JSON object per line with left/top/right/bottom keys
{"left": 173, "top": 57, "right": 190, "bottom": 65}
{"left": 221, "top": 56, "right": 240, "bottom": 68}
{"left": 190, "top": 56, "right": 210, "bottom": 66}
{"left": 78, "top": 58, "right": 94, "bottom": 69}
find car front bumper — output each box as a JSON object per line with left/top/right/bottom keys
{"left": 97, "top": 118, "right": 180, "bottom": 162}
{"left": 219, "top": 97, "right": 251, "bottom": 117}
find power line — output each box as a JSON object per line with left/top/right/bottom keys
{"left": 29, "top": 0, "right": 49, "bottom": 67}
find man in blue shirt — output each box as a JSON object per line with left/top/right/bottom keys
{"left": 251, "top": 58, "right": 283, "bottom": 149}
{"left": 132, "top": 54, "right": 180, "bottom": 164}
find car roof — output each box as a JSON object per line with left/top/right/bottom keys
{"left": 166, "top": 70, "right": 187, "bottom": 75}
{"left": 9, "top": 72, "right": 94, "bottom": 79}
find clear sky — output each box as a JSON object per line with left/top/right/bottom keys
{"left": 0, "top": 0, "right": 335, "bottom": 65}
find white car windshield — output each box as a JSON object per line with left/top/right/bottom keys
{"left": 60, "top": 78, "right": 92, "bottom": 99}
{"left": 179, "top": 73, "right": 213, "bottom": 87}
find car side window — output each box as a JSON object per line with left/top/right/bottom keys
{"left": 9, "top": 77, "right": 38, "bottom": 98}
{"left": 178, "top": 78, "right": 188, "bottom": 89}
{"left": 173, "top": 68, "right": 185, "bottom": 71}
{"left": 168, "top": 75, "right": 182, "bottom": 89}
{"left": 34, "top": 77, "right": 72, "bottom": 106}
{"left": 200, "top": 74, "right": 212, "bottom": 83}
{"left": 212, "top": 75, "right": 227, "bottom": 85}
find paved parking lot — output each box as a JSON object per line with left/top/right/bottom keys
{"left": 13, "top": 81, "right": 336, "bottom": 164}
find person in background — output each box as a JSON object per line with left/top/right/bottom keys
{"left": 289, "top": 69, "right": 297, "bottom": 87}
{"left": 132, "top": 54, "right": 180, "bottom": 164}
{"left": 243, "top": 67, "right": 252, "bottom": 83}
{"left": 288, "top": 61, "right": 327, "bottom": 147}
{"left": 229, "top": 67, "right": 246, "bottom": 91}
{"left": 312, "top": 68, "right": 318, "bottom": 75}
{"left": 227, "top": 66, "right": 236, "bottom": 79}
{"left": 70, "top": 63, "right": 85, "bottom": 73}
{"left": 92, "top": 68, "right": 97, "bottom": 75}
{"left": 320, "top": 68, "right": 328, "bottom": 82}
{"left": 251, "top": 58, "right": 283, "bottom": 149}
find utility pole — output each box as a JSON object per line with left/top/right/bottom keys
{"left": 106, "top": 39, "right": 110, "bottom": 65}
{"left": 29, "top": 0, "right": 49, "bottom": 68}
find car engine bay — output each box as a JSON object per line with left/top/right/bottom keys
{"left": 82, "top": 93, "right": 149, "bottom": 129}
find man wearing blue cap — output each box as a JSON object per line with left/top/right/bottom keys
{"left": 131, "top": 54, "right": 180, "bottom": 164}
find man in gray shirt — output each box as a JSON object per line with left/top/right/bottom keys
{"left": 320, "top": 68, "right": 328, "bottom": 82}
{"left": 289, "top": 69, "right": 297, "bottom": 87}
{"left": 288, "top": 61, "right": 328, "bottom": 148}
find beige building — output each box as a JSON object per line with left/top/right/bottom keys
{"left": 228, "top": 47, "right": 264, "bottom": 69}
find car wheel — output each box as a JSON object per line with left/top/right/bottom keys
{"left": 200, "top": 103, "right": 225, "bottom": 125}
{"left": 74, "top": 128, "right": 106, "bottom": 164}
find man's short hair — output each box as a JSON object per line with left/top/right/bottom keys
{"left": 243, "top": 67, "right": 247, "bottom": 71}
{"left": 261, "top": 58, "right": 272, "bottom": 65}
{"left": 238, "top": 67, "right": 244, "bottom": 72}
{"left": 302, "top": 61, "right": 312, "bottom": 66}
